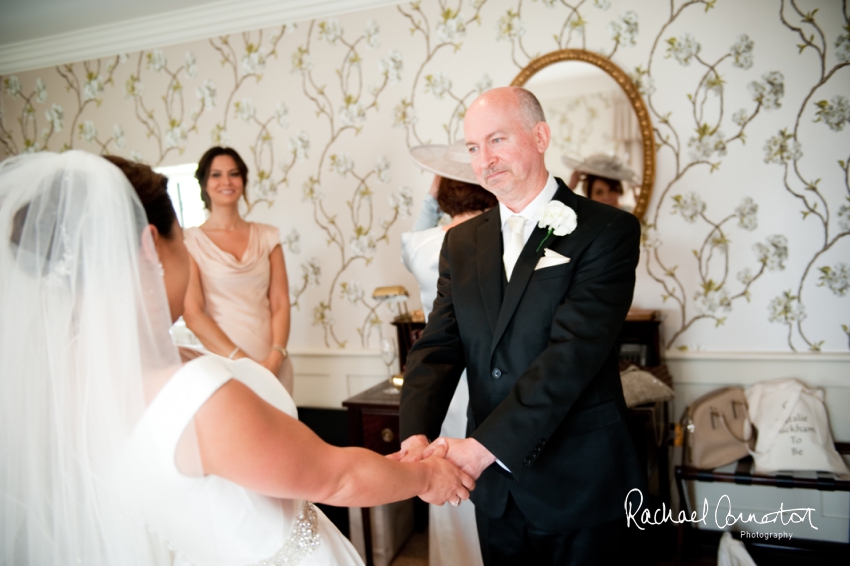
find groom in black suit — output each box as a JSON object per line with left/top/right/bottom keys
{"left": 398, "top": 87, "right": 645, "bottom": 565}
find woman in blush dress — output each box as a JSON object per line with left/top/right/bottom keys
{"left": 0, "top": 151, "right": 474, "bottom": 566}
{"left": 182, "top": 147, "right": 294, "bottom": 394}
{"left": 401, "top": 141, "right": 496, "bottom": 566}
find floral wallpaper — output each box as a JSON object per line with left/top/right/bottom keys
{"left": 1, "top": 0, "right": 847, "bottom": 353}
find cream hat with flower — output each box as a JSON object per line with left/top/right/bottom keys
{"left": 562, "top": 153, "right": 640, "bottom": 184}
{"left": 409, "top": 140, "right": 478, "bottom": 185}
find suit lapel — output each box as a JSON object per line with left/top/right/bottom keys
{"left": 490, "top": 180, "right": 576, "bottom": 357}
{"left": 476, "top": 208, "right": 502, "bottom": 335}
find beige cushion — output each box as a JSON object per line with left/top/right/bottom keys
{"left": 620, "top": 365, "right": 674, "bottom": 408}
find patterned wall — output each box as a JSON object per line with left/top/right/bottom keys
{"left": 1, "top": 0, "right": 848, "bottom": 353}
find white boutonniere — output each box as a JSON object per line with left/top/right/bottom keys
{"left": 534, "top": 200, "right": 577, "bottom": 251}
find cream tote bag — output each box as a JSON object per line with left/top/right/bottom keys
{"left": 745, "top": 378, "right": 849, "bottom": 475}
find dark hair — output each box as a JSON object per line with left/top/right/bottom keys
{"left": 582, "top": 174, "right": 623, "bottom": 199}
{"left": 103, "top": 155, "right": 177, "bottom": 239}
{"left": 195, "top": 147, "right": 249, "bottom": 210}
{"left": 436, "top": 177, "right": 498, "bottom": 217}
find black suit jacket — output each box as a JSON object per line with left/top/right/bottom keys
{"left": 399, "top": 178, "right": 645, "bottom": 531}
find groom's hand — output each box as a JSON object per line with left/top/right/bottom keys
{"left": 425, "top": 437, "right": 496, "bottom": 480}
{"left": 386, "top": 434, "right": 430, "bottom": 462}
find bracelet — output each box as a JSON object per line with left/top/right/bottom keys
{"left": 228, "top": 346, "right": 241, "bottom": 359}
{"left": 272, "top": 345, "right": 288, "bottom": 359}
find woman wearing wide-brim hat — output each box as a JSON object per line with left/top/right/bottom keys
{"left": 401, "top": 140, "right": 495, "bottom": 566}
{"left": 562, "top": 153, "right": 639, "bottom": 210}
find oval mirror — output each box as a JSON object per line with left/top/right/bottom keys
{"left": 512, "top": 50, "right": 655, "bottom": 219}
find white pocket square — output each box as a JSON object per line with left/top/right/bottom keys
{"left": 534, "top": 248, "right": 571, "bottom": 270}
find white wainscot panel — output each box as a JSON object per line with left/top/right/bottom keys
{"left": 290, "top": 350, "right": 387, "bottom": 409}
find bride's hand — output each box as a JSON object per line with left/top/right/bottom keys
{"left": 417, "top": 441, "right": 475, "bottom": 506}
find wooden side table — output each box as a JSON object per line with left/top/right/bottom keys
{"left": 342, "top": 382, "right": 403, "bottom": 566}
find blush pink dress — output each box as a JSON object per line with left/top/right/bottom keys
{"left": 184, "top": 223, "right": 293, "bottom": 394}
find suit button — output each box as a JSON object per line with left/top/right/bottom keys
{"left": 492, "top": 368, "right": 502, "bottom": 379}
{"left": 523, "top": 457, "right": 533, "bottom": 466}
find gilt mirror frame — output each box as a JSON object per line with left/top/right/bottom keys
{"left": 511, "top": 49, "right": 656, "bottom": 220}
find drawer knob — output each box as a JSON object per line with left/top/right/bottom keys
{"left": 381, "top": 428, "right": 395, "bottom": 443}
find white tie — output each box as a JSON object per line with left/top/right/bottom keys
{"left": 503, "top": 215, "right": 526, "bottom": 282}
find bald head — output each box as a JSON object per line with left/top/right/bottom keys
{"left": 463, "top": 87, "right": 551, "bottom": 211}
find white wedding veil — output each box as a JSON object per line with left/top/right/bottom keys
{"left": 0, "top": 151, "right": 179, "bottom": 565}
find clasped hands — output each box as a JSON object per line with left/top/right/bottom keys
{"left": 387, "top": 434, "right": 496, "bottom": 507}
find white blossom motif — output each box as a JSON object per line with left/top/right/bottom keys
{"left": 318, "top": 19, "right": 343, "bottom": 44}
{"left": 34, "top": 78, "right": 47, "bottom": 103}
{"left": 704, "top": 71, "right": 723, "bottom": 95}
{"left": 476, "top": 74, "right": 493, "bottom": 94}
{"left": 379, "top": 51, "right": 403, "bottom": 84}
{"left": 365, "top": 20, "right": 381, "bottom": 49}
{"left": 629, "top": 66, "right": 655, "bottom": 96}
{"left": 234, "top": 99, "right": 256, "bottom": 123}
{"left": 735, "top": 197, "right": 758, "bottom": 231}
{"left": 737, "top": 268, "right": 754, "bottom": 285}
{"left": 329, "top": 153, "right": 354, "bottom": 177}
{"left": 339, "top": 98, "right": 366, "bottom": 127}
{"left": 393, "top": 99, "right": 417, "bottom": 127}
{"left": 184, "top": 51, "right": 198, "bottom": 77}
{"left": 424, "top": 72, "right": 452, "bottom": 99}
{"left": 640, "top": 223, "right": 661, "bottom": 250}
{"left": 687, "top": 127, "right": 727, "bottom": 161}
{"left": 289, "top": 131, "right": 310, "bottom": 162}
{"left": 608, "top": 11, "right": 638, "bottom": 47}
{"left": 436, "top": 11, "right": 466, "bottom": 43}
{"left": 375, "top": 156, "right": 391, "bottom": 183}
{"left": 313, "top": 303, "right": 334, "bottom": 327}
{"left": 340, "top": 281, "right": 365, "bottom": 304}
{"left": 291, "top": 47, "right": 313, "bottom": 73}
{"left": 693, "top": 281, "right": 732, "bottom": 316}
{"left": 594, "top": 0, "right": 612, "bottom": 9}
{"left": 754, "top": 235, "right": 788, "bottom": 271}
{"left": 147, "top": 50, "right": 167, "bottom": 73}
{"left": 768, "top": 290, "right": 805, "bottom": 324}
{"left": 763, "top": 129, "right": 801, "bottom": 164}
{"left": 671, "top": 193, "right": 705, "bottom": 223}
{"left": 45, "top": 104, "right": 64, "bottom": 132}
{"left": 113, "top": 124, "right": 125, "bottom": 149}
{"left": 242, "top": 49, "right": 267, "bottom": 74}
{"left": 4, "top": 76, "right": 21, "bottom": 97}
{"left": 748, "top": 71, "right": 784, "bottom": 110}
{"left": 302, "top": 178, "right": 323, "bottom": 202}
{"left": 284, "top": 229, "right": 300, "bottom": 254}
{"left": 817, "top": 263, "right": 850, "bottom": 297}
{"left": 82, "top": 74, "right": 105, "bottom": 102}
{"left": 254, "top": 176, "right": 274, "bottom": 198}
{"left": 389, "top": 186, "right": 414, "bottom": 218}
{"left": 836, "top": 31, "right": 850, "bottom": 64}
{"left": 165, "top": 123, "right": 187, "bottom": 149}
{"left": 838, "top": 204, "right": 850, "bottom": 231}
{"left": 275, "top": 102, "right": 289, "bottom": 128}
{"left": 302, "top": 258, "right": 321, "bottom": 286}
{"left": 732, "top": 109, "right": 749, "bottom": 127}
{"left": 130, "top": 151, "right": 144, "bottom": 163}
{"left": 730, "top": 35, "right": 754, "bottom": 69}
{"left": 813, "top": 96, "right": 850, "bottom": 132}
{"left": 666, "top": 33, "right": 701, "bottom": 66}
{"left": 196, "top": 80, "right": 216, "bottom": 108}
{"left": 23, "top": 141, "right": 40, "bottom": 154}
{"left": 210, "top": 124, "right": 229, "bottom": 146}
{"left": 79, "top": 121, "right": 97, "bottom": 143}
{"left": 349, "top": 233, "right": 377, "bottom": 259}
{"left": 496, "top": 10, "right": 525, "bottom": 41}
{"left": 125, "top": 75, "right": 144, "bottom": 99}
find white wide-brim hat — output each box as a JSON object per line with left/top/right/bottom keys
{"left": 409, "top": 141, "right": 478, "bottom": 185}
{"left": 562, "top": 153, "right": 640, "bottom": 184}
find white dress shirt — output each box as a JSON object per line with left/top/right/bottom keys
{"left": 499, "top": 173, "right": 559, "bottom": 254}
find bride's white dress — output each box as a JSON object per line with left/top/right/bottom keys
{"left": 120, "top": 355, "right": 364, "bottom": 566}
